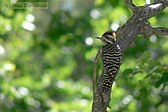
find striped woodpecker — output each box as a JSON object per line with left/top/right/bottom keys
{"left": 96, "top": 31, "right": 122, "bottom": 91}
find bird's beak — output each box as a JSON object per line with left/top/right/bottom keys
{"left": 95, "top": 36, "right": 102, "bottom": 40}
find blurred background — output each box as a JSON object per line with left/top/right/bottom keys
{"left": 0, "top": 0, "right": 168, "bottom": 112}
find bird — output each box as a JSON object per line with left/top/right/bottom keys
{"left": 96, "top": 30, "right": 122, "bottom": 92}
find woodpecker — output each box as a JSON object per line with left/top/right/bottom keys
{"left": 96, "top": 31, "right": 122, "bottom": 91}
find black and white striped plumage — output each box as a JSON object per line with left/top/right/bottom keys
{"left": 97, "top": 31, "right": 122, "bottom": 91}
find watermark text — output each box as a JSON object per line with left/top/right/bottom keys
{"left": 3, "top": 2, "right": 48, "bottom": 9}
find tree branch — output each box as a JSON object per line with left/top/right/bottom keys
{"left": 116, "top": 1, "right": 167, "bottom": 52}
{"left": 140, "top": 23, "right": 168, "bottom": 37}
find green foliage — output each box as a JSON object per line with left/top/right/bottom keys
{"left": 0, "top": 0, "right": 167, "bottom": 112}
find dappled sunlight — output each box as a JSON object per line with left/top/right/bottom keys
{"left": 0, "top": 45, "right": 5, "bottom": 55}
{"left": 85, "top": 37, "right": 94, "bottom": 46}
{"left": 90, "top": 9, "right": 101, "bottom": 19}
{"left": 110, "top": 23, "right": 119, "bottom": 31}
{"left": 22, "top": 21, "right": 36, "bottom": 31}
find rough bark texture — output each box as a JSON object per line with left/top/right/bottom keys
{"left": 92, "top": 0, "right": 168, "bottom": 112}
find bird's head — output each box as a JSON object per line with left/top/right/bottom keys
{"left": 96, "top": 30, "right": 116, "bottom": 44}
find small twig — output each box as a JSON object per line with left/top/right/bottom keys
{"left": 93, "top": 48, "right": 102, "bottom": 96}
{"left": 125, "top": 0, "right": 137, "bottom": 11}
{"left": 161, "top": 82, "right": 166, "bottom": 91}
